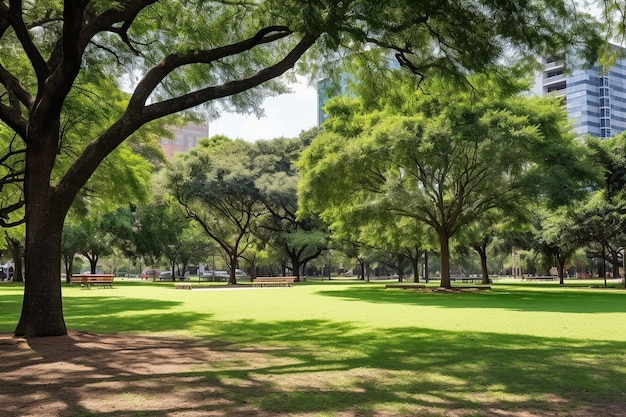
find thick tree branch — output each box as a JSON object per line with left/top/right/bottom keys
{"left": 0, "top": 63, "right": 36, "bottom": 109}
{"left": 7, "top": 0, "right": 49, "bottom": 86}
{"left": 128, "top": 26, "right": 296, "bottom": 110}
{"left": 56, "top": 30, "right": 319, "bottom": 213}
{"left": 0, "top": 199, "right": 25, "bottom": 227}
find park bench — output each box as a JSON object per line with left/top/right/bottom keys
{"left": 450, "top": 277, "right": 483, "bottom": 283}
{"left": 174, "top": 282, "right": 193, "bottom": 290}
{"left": 252, "top": 276, "right": 297, "bottom": 287}
{"left": 70, "top": 274, "right": 115, "bottom": 289}
{"left": 522, "top": 276, "right": 556, "bottom": 281}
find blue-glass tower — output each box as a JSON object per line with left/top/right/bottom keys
{"left": 533, "top": 46, "right": 626, "bottom": 138}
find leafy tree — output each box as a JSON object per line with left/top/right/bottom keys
{"left": 168, "top": 137, "right": 268, "bottom": 284}
{"left": 61, "top": 223, "right": 84, "bottom": 284}
{"left": 76, "top": 216, "right": 113, "bottom": 274}
{"left": 134, "top": 199, "right": 193, "bottom": 279}
{"left": 0, "top": 1, "right": 601, "bottom": 336}
{"left": 458, "top": 209, "right": 528, "bottom": 284}
{"left": 100, "top": 206, "right": 139, "bottom": 259}
{"left": 531, "top": 206, "right": 583, "bottom": 284}
{"left": 160, "top": 212, "right": 199, "bottom": 281}
{"left": 298, "top": 71, "right": 597, "bottom": 288}
{"left": 583, "top": 133, "right": 626, "bottom": 276}
{"left": 573, "top": 196, "right": 626, "bottom": 280}
{"left": 255, "top": 133, "right": 328, "bottom": 280}
{"left": 176, "top": 226, "right": 214, "bottom": 279}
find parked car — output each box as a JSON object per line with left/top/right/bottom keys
{"left": 140, "top": 269, "right": 159, "bottom": 280}
{"left": 0, "top": 261, "right": 14, "bottom": 281}
{"left": 234, "top": 269, "right": 251, "bottom": 280}
{"left": 199, "top": 270, "right": 229, "bottom": 281}
{"left": 159, "top": 270, "right": 173, "bottom": 280}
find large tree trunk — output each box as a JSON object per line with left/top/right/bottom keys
{"left": 439, "top": 231, "right": 452, "bottom": 288}
{"left": 15, "top": 186, "right": 67, "bottom": 337}
{"left": 412, "top": 257, "right": 420, "bottom": 283}
{"left": 612, "top": 250, "right": 620, "bottom": 278}
{"left": 63, "top": 253, "right": 74, "bottom": 284}
{"left": 85, "top": 253, "right": 99, "bottom": 274}
{"left": 290, "top": 255, "right": 302, "bottom": 281}
{"left": 15, "top": 121, "right": 69, "bottom": 337}
{"left": 472, "top": 240, "right": 491, "bottom": 284}
{"left": 402, "top": 245, "right": 421, "bottom": 283}
{"left": 557, "top": 254, "right": 566, "bottom": 285}
{"left": 227, "top": 252, "right": 238, "bottom": 285}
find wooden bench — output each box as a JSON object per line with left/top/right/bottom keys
{"left": 174, "top": 282, "right": 193, "bottom": 290}
{"left": 522, "top": 276, "right": 556, "bottom": 281}
{"left": 450, "top": 277, "right": 483, "bottom": 283}
{"left": 252, "top": 276, "right": 297, "bottom": 287}
{"left": 70, "top": 274, "right": 115, "bottom": 289}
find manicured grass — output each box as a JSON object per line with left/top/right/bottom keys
{"left": 1, "top": 279, "right": 626, "bottom": 416}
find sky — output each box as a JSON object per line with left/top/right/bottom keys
{"left": 207, "top": 81, "right": 319, "bottom": 142}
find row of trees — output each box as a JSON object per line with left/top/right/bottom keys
{"left": 0, "top": 1, "right": 616, "bottom": 337}
{"left": 300, "top": 66, "right": 626, "bottom": 287}
{"left": 56, "top": 64, "right": 626, "bottom": 292}
{"left": 59, "top": 131, "right": 330, "bottom": 285}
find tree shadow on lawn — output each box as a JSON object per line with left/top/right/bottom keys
{"left": 63, "top": 295, "right": 208, "bottom": 333}
{"left": 316, "top": 285, "right": 626, "bottom": 314}
{"left": 1, "top": 317, "right": 625, "bottom": 416}
{"left": 0, "top": 292, "right": 205, "bottom": 334}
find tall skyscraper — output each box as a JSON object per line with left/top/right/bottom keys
{"left": 533, "top": 45, "right": 626, "bottom": 138}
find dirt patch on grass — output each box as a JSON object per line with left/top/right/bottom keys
{"left": 0, "top": 331, "right": 623, "bottom": 417}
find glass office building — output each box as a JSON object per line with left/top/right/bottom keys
{"left": 533, "top": 46, "right": 626, "bottom": 138}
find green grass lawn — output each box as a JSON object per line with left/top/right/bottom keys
{"left": 1, "top": 279, "right": 626, "bottom": 416}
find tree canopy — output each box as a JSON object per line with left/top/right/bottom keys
{"left": 0, "top": 0, "right": 603, "bottom": 336}
{"left": 298, "top": 71, "right": 598, "bottom": 288}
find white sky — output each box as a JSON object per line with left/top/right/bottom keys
{"left": 208, "top": 81, "right": 318, "bottom": 141}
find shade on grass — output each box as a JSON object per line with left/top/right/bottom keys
{"left": 1, "top": 280, "right": 625, "bottom": 415}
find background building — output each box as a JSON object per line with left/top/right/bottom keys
{"left": 533, "top": 45, "right": 626, "bottom": 138}
{"left": 160, "top": 122, "right": 209, "bottom": 158}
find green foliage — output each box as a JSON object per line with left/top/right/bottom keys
{"left": 0, "top": 0, "right": 607, "bottom": 336}
{"left": 253, "top": 132, "right": 329, "bottom": 277}
{"left": 167, "top": 137, "right": 268, "bottom": 283}
{"left": 298, "top": 70, "right": 595, "bottom": 286}
{"left": 530, "top": 205, "right": 582, "bottom": 281}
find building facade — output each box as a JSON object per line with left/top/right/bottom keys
{"left": 533, "top": 46, "right": 626, "bottom": 138}
{"left": 160, "top": 122, "right": 209, "bottom": 158}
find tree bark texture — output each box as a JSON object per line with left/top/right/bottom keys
{"left": 438, "top": 231, "right": 452, "bottom": 288}
{"left": 472, "top": 242, "right": 491, "bottom": 284}
{"left": 15, "top": 146, "right": 68, "bottom": 336}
